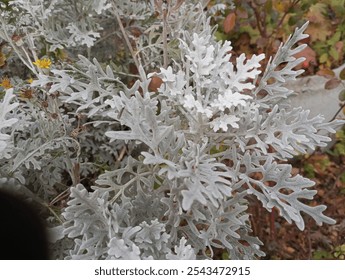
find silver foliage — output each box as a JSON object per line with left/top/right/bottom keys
{"left": 0, "top": 0, "right": 343, "bottom": 260}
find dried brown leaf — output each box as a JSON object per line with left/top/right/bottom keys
{"left": 325, "top": 78, "right": 342, "bottom": 90}
{"left": 317, "top": 68, "right": 335, "bottom": 79}
{"left": 223, "top": 12, "right": 236, "bottom": 34}
{"left": 149, "top": 76, "right": 163, "bottom": 92}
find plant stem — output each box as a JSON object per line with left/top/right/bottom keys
{"left": 329, "top": 102, "right": 345, "bottom": 122}
{"left": 162, "top": 1, "right": 169, "bottom": 68}
{"left": 111, "top": 1, "right": 144, "bottom": 80}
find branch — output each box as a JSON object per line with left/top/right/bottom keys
{"left": 111, "top": 1, "right": 144, "bottom": 80}
{"left": 162, "top": 2, "right": 169, "bottom": 69}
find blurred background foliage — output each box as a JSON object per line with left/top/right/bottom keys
{"left": 210, "top": 0, "right": 345, "bottom": 74}
{"left": 208, "top": 0, "right": 345, "bottom": 259}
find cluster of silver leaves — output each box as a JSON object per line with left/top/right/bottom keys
{"left": 1, "top": 0, "right": 343, "bottom": 259}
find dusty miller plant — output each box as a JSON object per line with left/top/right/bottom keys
{"left": 0, "top": 0, "right": 343, "bottom": 259}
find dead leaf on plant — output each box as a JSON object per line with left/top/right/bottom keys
{"left": 325, "top": 78, "right": 342, "bottom": 90}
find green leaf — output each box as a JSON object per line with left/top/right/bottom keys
{"left": 312, "top": 250, "right": 333, "bottom": 260}
{"left": 334, "top": 142, "right": 345, "bottom": 156}
{"left": 339, "top": 68, "right": 345, "bottom": 80}
{"left": 319, "top": 53, "right": 328, "bottom": 63}
{"left": 153, "top": 175, "right": 164, "bottom": 189}
{"left": 264, "top": 0, "right": 273, "bottom": 13}
{"left": 303, "top": 163, "right": 315, "bottom": 178}
{"left": 328, "top": 32, "right": 341, "bottom": 46}
{"left": 210, "top": 144, "right": 226, "bottom": 155}
{"left": 329, "top": 46, "right": 339, "bottom": 61}
{"left": 333, "top": 244, "right": 345, "bottom": 259}
{"left": 214, "top": 30, "right": 228, "bottom": 42}
{"left": 288, "top": 15, "right": 299, "bottom": 26}
{"left": 338, "top": 89, "right": 345, "bottom": 101}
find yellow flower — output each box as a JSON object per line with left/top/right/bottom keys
{"left": 0, "top": 77, "right": 13, "bottom": 89}
{"left": 27, "top": 77, "right": 34, "bottom": 84}
{"left": 33, "top": 58, "right": 51, "bottom": 69}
